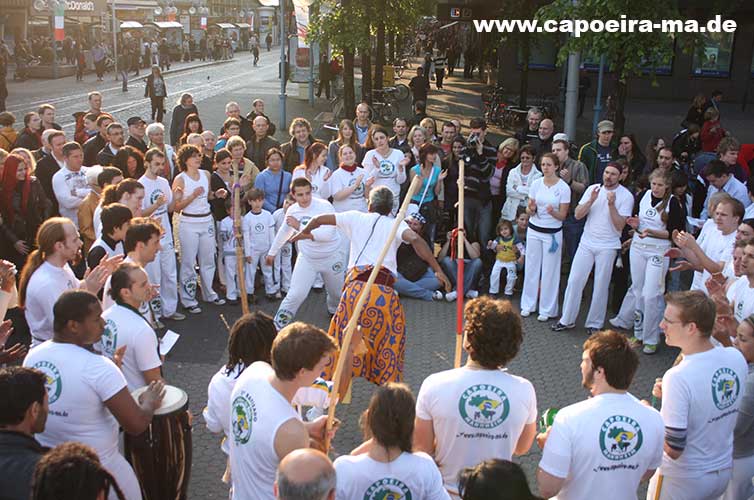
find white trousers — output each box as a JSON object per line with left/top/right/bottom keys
{"left": 178, "top": 217, "right": 218, "bottom": 307}
{"left": 275, "top": 244, "right": 293, "bottom": 293}
{"left": 560, "top": 243, "right": 617, "bottom": 329}
{"left": 274, "top": 252, "right": 345, "bottom": 330}
{"left": 489, "top": 260, "right": 517, "bottom": 295}
{"left": 103, "top": 452, "right": 142, "bottom": 500}
{"left": 521, "top": 228, "right": 563, "bottom": 318}
{"left": 614, "top": 242, "right": 669, "bottom": 345}
{"left": 145, "top": 233, "right": 179, "bottom": 317}
{"left": 224, "top": 253, "right": 240, "bottom": 300}
{"left": 721, "top": 455, "right": 754, "bottom": 500}
{"left": 245, "top": 248, "right": 276, "bottom": 295}
{"left": 646, "top": 468, "right": 731, "bottom": 500}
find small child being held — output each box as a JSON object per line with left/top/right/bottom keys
{"left": 242, "top": 188, "right": 277, "bottom": 300}
{"left": 488, "top": 219, "right": 522, "bottom": 296}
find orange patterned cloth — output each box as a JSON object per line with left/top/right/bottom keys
{"left": 324, "top": 266, "right": 405, "bottom": 385}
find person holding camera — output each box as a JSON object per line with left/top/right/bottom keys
{"left": 462, "top": 117, "right": 497, "bottom": 244}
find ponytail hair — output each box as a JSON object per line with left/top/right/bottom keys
{"left": 648, "top": 169, "right": 672, "bottom": 224}
{"left": 19, "top": 217, "right": 71, "bottom": 307}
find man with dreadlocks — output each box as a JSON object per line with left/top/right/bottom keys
{"left": 292, "top": 185, "right": 449, "bottom": 385}
{"left": 31, "top": 442, "right": 126, "bottom": 500}
{"left": 23, "top": 290, "right": 164, "bottom": 500}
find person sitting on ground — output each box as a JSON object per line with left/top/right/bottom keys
{"left": 394, "top": 213, "right": 450, "bottom": 302}
{"left": 438, "top": 228, "right": 483, "bottom": 302}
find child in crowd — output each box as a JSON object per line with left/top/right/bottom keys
{"left": 219, "top": 198, "right": 241, "bottom": 304}
{"left": 272, "top": 193, "right": 295, "bottom": 296}
{"left": 514, "top": 208, "right": 529, "bottom": 289}
{"left": 488, "top": 220, "right": 521, "bottom": 296}
{"left": 242, "top": 188, "right": 277, "bottom": 301}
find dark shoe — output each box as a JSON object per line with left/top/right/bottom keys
{"left": 312, "top": 287, "right": 324, "bottom": 294}
{"left": 551, "top": 322, "right": 574, "bottom": 332}
{"left": 586, "top": 327, "right": 599, "bottom": 336}
{"left": 226, "top": 298, "right": 240, "bottom": 305}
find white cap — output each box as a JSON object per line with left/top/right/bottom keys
{"left": 553, "top": 132, "right": 569, "bottom": 143}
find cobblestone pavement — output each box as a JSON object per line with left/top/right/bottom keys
{"left": 8, "top": 53, "right": 677, "bottom": 498}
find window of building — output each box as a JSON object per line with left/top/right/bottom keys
{"left": 692, "top": 32, "right": 734, "bottom": 78}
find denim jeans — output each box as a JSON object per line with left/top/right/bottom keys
{"left": 394, "top": 269, "right": 440, "bottom": 301}
{"left": 464, "top": 197, "right": 493, "bottom": 244}
{"left": 562, "top": 214, "right": 585, "bottom": 263}
{"left": 440, "top": 256, "right": 483, "bottom": 293}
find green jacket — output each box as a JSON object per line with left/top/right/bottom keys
{"left": 578, "top": 139, "right": 617, "bottom": 184}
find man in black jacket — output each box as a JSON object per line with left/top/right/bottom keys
{"left": 245, "top": 115, "right": 280, "bottom": 168}
{"left": 96, "top": 122, "right": 125, "bottom": 167}
{"left": 246, "top": 99, "right": 277, "bottom": 137}
{"left": 82, "top": 114, "right": 113, "bottom": 166}
{"left": 35, "top": 130, "right": 66, "bottom": 215}
{"left": 0, "top": 366, "right": 49, "bottom": 500}
{"left": 125, "top": 116, "right": 148, "bottom": 153}
{"left": 462, "top": 117, "right": 497, "bottom": 243}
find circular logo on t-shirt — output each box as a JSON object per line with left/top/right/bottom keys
{"left": 254, "top": 223, "right": 265, "bottom": 233}
{"left": 281, "top": 246, "right": 292, "bottom": 256}
{"left": 363, "top": 478, "right": 413, "bottom": 500}
{"left": 33, "top": 360, "right": 62, "bottom": 404}
{"left": 458, "top": 384, "right": 510, "bottom": 429}
{"left": 150, "top": 189, "right": 165, "bottom": 205}
{"left": 378, "top": 160, "right": 395, "bottom": 177}
{"left": 349, "top": 176, "right": 365, "bottom": 197}
{"left": 231, "top": 394, "right": 257, "bottom": 445}
{"left": 712, "top": 367, "right": 741, "bottom": 410}
{"left": 300, "top": 216, "right": 312, "bottom": 227}
{"left": 599, "top": 415, "right": 644, "bottom": 461}
{"left": 332, "top": 261, "right": 344, "bottom": 273}
{"left": 101, "top": 319, "right": 118, "bottom": 356}
{"left": 644, "top": 208, "right": 657, "bottom": 218}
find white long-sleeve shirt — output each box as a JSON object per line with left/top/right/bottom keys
{"left": 242, "top": 210, "right": 275, "bottom": 255}
{"left": 52, "top": 166, "right": 91, "bottom": 227}
{"left": 268, "top": 197, "right": 340, "bottom": 260}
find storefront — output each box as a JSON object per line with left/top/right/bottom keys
{"left": 145, "top": 20, "right": 184, "bottom": 57}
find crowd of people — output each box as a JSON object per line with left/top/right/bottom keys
{"left": 0, "top": 76, "right": 751, "bottom": 500}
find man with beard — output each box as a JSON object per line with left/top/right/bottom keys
{"left": 537, "top": 330, "right": 664, "bottom": 500}
{"left": 96, "top": 123, "right": 126, "bottom": 167}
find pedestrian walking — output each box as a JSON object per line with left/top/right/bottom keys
{"left": 117, "top": 51, "right": 128, "bottom": 92}
{"left": 265, "top": 32, "right": 272, "bottom": 51}
{"left": 91, "top": 42, "right": 106, "bottom": 81}
{"left": 144, "top": 65, "right": 167, "bottom": 123}
{"left": 433, "top": 49, "right": 447, "bottom": 90}
{"left": 316, "top": 54, "right": 331, "bottom": 99}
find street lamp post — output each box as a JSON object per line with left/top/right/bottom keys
{"left": 112, "top": 0, "right": 118, "bottom": 81}
{"left": 279, "top": 0, "right": 286, "bottom": 130}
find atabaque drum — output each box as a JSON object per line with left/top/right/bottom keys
{"left": 125, "top": 385, "right": 192, "bottom": 500}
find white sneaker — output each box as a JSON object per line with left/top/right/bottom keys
{"left": 213, "top": 298, "right": 226, "bottom": 306}
{"left": 537, "top": 314, "right": 548, "bottom": 322}
{"left": 465, "top": 290, "right": 479, "bottom": 299}
{"left": 520, "top": 310, "right": 531, "bottom": 317}
{"left": 166, "top": 312, "right": 186, "bottom": 321}
{"left": 445, "top": 291, "right": 457, "bottom": 302}
{"left": 432, "top": 290, "right": 444, "bottom": 300}
{"left": 608, "top": 317, "right": 630, "bottom": 330}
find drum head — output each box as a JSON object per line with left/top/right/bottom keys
{"left": 131, "top": 384, "right": 188, "bottom": 416}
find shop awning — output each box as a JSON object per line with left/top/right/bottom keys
{"left": 258, "top": 0, "right": 279, "bottom": 5}
{"left": 235, "top": 23, "right": 251, "bottom": 29}
{"left": 120, "top": 21, "right": 144, "bottom": 29}
{"left": 215, "top": 22, "right": 237, "bottom": 29}
{"left": 109, "top": 0, "right": 158, "bottom": 10}
{"left": 147, "top": 21, "right": 184, "bottom": 29}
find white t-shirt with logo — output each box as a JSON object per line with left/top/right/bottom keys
{"left": 336, "top": 211, "right": 411, "bottom": 276}
{"left": 99, "top": 303, "right": 161, "bottom": 391}
{"left": 23, "top": 341, "right": 126, "bottom": 461}
{"left": 292, "top": 166, "right": 331, "bottom": 199}
{"left": 415, "top": 366, "right": 537, "bottom": 494}
{"left": 229, "top": 361, "right": 300, "bottom": 500}
{"left": 268, "top": 197, "right": 340, "bottom": 260}
{"left": 538, "top": 392, "right": 664, "bottom": 500}
{"left": 25, "top": 261, "right": 81, "bottom": 346}
{"left": 138, "top": 174, "right": 173, "bottom": 239}
{"left": 726, "top": 276, "right": 754, "bottom": 323}
{"left": 363, "top": 148, "right": 407, "bottom": 199}
{"left": 334, "top": 452, "right": 450, "bottom": 500}
{"left": 659, "top": 346, "right": 748, "bottom": 477}
{"left": 691, "top": 221, "right": 736, "bottom": 292}
{"left": 329, "top": 167, "right": 369, "bottom": 213}
{"left": 579, "top": 183, "right": 634, "bottom": 250}
{"left": 529, "top": 178, "right": 571, "bottom": 229}
{"left": 242, "top": 209, "right": 275, "bottom": 255}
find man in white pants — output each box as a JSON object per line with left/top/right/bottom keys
{"left": 138, "top": 148, "right": 184, "bottom": 321}
{"left": 265, "top": 178, "right": 344, "bottom": 330}
{"left": 646, "top": 291, "right": 748, "bottom": 500}
{"left": 537, "top": 330, "right": 664, "bottom": 500}
{"left": 552, "top": 163, "right": 633, "bottom": 335}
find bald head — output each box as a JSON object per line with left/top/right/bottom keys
{"left": 539, "top": 119, "right": 554, "bottom": 140}
{"left": 275, "top": 449, "right": 335, "bottom": 500}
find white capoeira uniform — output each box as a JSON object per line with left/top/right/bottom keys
{"left": 727, "top": 275, "right": 754, "bottom": 324}
{"left": 521, "top": 177, "right": 570, "bottom": 318}
{"left": 272, "top": 208, "right": 292, "bottom": 294}
{"left": 139, "top": 173, "right": 179, "bottom": 318}
{"left": 559, "top": 183, "right": 633, "bottom": 329}
{"left": 268, "top": 197, "right": 344, "bottom": 330}
{"left": 690, "top": 219, "right": 737, "bottom": 294}
{"left": 24, "top": 341, "right": 143, "bottom": 500}
{"left": 612, "top": 191, "right": 677, "bottom": 346}
{"left": 101, "top": 256, "right": 154, "bottom": 324}
{"left": 218, "top": 216, "right": 241, "bottom": 301}
{"left": 175, "top": 170, "right": 219, "bottom": 306}
{"left": 646, "top": 346, "right": 747, "bottom": 500}
{"left": 328, "top": 166, "right": 369, "bottom": 261}
{"left": 86, "top": 236, "right": 123, "bottom": 269}
{"left": 24, "top": 261, "right": 82, "bottom": 347}
{"left": 243, "top": 209, "right": 276, "bottom": 295}
{"left": 292, "top": 167, "right": 331, "bottom": 288}
{"left": 363, "top": 148, "right": 407, "bottom": 214}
